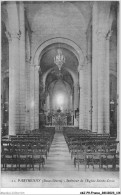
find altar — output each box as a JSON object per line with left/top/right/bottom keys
{"left": 52, "top": 112, "right": 65, "bottom": 131}
{"left": 46, "top": 109, "right": 73, "bottom": 131}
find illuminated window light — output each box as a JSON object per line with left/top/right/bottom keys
{"left": 56, "top": 94, "right": 64, "bottom": 105}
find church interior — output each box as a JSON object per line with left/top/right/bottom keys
{"left": 1, "top": 1, "right": 120, "bottom": 188}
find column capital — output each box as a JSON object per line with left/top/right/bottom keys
{"left": 106, "top": 30, "right": 113, "bottom": 40}
{"left": 29, "top": 64, "right": 41, "bottom": 73}
{"left": 86, "top": 54, "right": 92, "bottom": 64}
{"left": 78, "top": 64, "right": 84, "bottom": 72}
{"left": 73, "top": 82, "right": 79, "bottom": 89}
{"left": 35, "top": 65, "right": 40, "bottom": 72}
{"left": 96, "top": 29, "right": 112, "bottom": 41}
{"left": 5, "top": 30, "right": 21, "bottom": 41}
{"left": 25, "top": 56, "right": 32, "bottom": 64}
{"left": 96, "top": 30, "right": 107, "bottom": 40}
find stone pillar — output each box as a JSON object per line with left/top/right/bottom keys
{"left": 1, "top": 78, "right": 3, "bottom": 128}
{"left": 70, "top": 94, "right": 73, "bottom": 111}
{"left": 7, "top": 2, "right": 20, "bottom": 135}
{"left": 74, "top": 82, "right": 79, "bottom": 126}
{"left": 103, "top": 32, "right": 111, "bottom": 134}
{"left": 92, "top": 77, "right": 98, "bottom": 132}
{"left": 79, "top": 66, "right": 84, "bottom": 129}
{"left": 94, "top": 30, "right": 110, "bottom": 135}
{"left": 83, "top": 64, "right": 88, "bottom": 130}
{"left": 48, "top": 94, "right": 50, "bottom": 112}
{"left": 87, "top": 56, "right": 92, "bottom": 131}
{"left": 19, "top": 2, "right": 26, "bottom": 133}
{"left": 97, "top": 31, "right": 106, "bottom": 134}
{"left": 87, "top": 26, "right": 92, "bottom": 131}
{"left": 117, "top": 6, "right": 119, "bottom": 144}
{"left": 30, "top": 65, "right": 35, "bottom": 130}
{"left": 25, "top": 29, "right": 31, "bottom": 131}
{"left": 46, "top": 94, "right": 49, "bottom": 112}
{"left": 92, "top": 2, "right": 111, "bottom": 134}
{"left": 34, "top": 66, "right": 39, "bottom": 129}
{"left": 7, "top": 34, "right": 20, "bottom": 135}
{"left": 72, "top": 86, "right": 74, "bottom": 125}
{"left": 92, "top": 3, "right": 98, "bottom": 133}
{"left": 25, "top": 60, "right": 31, "bottom": 131}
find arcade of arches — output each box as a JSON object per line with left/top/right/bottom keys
{"left": 1, "top": 1, "right": 120, "bottom": 188}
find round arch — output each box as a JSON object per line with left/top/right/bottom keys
{"left": 33, "top": 37, "right": 85, "bottom": 68}
{"left": 42, "top": 66, "right": 78, "bottom": 92}
{"left": 33, "top": 37, "right": 84, "bottom": 128}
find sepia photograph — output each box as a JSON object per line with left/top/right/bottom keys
{"left": 1, "top": 0, "right": 120, "bottom": 193}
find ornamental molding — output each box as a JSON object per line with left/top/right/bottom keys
{"left": 5, "top": 30, "right": 21, "bottom": 41}
{"left": 96, "top": 29, "right": 112, "bottom": 40}
{"left": 106, "top": 30, "right": 113, "bottom": 40}
{"left": 86, "top": 55, "right": 92, "bottom": 64}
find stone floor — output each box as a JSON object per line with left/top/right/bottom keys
{"left": 1, "top": 132, "right": 120, "bottom": 188}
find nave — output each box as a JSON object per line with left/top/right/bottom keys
{"left": 1, "top": 127, "right": 119, "bottom": 188}
{"left": 1, "top": 1, "right": 120, "bottom": 189}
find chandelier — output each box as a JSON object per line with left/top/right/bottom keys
{"left": 54, "top": 49, "right": 65, "bottom": 70}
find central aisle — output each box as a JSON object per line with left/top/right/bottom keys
{"left": 1, "top": 131, "right": 119, "bottom": 188}
{"left": 45, "top": 132, "right": 75, "bottom": 171}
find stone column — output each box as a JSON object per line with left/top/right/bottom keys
{"left": 46, "top": 94, "right": 49, "bottom": 112}
{"left": 25, "top": 30, "right": 31, "bottom": 131}
{"left": 49, "top": 90, "right": 53, "bottom": 112}
{"left": 87, "top": 56, "right": 92, "bottom": 131}
{"left": 97, "top": 31, "right": 106, "bottom": 134}
{"left": 117, "top": 6, "right": 119, "bottom": 145}
{"left": 87, "top": 26, "right": 92, "bottom": 131}
{"left": 74, "top": 82, "right": 79, "bottom": 126}
{"left": 29, "top": 63, "right": 39, "bottom": 131}
{"left": 7, "top": 2, "right": 20, "bottom": 135}
{"left": 92, "top": 3, "right": 98, "bottom": 133}
{"left": 83, "top": 64, "right": 88, "bottom": 130}
{"left": 30, "top": 65, "right": 35, "bottom": 130}
{"left": 25, "top": 60, "right": 31, "bottom": 131}
{"left": 103, "top": 32, "right": 111, "bottom": 134}
{"left": 72, "top": 86, "right": 74, "bottom": 125}
{"left": 1, "top": 78, "right": 3, "bottom": 128}
{"left": 19, "top": 2, "right": 26, "bottom": 133}
{"left": 92, "top": 1, "right": 112, "bottom": 134}
{"left": 79, "top": 66, "right": 84, "bottom": 129}
{"left": 34, "top": 66, "right": 39, "bottom": 129}
{"left": 7, "top": 34, "right": 20, "bottom": 135}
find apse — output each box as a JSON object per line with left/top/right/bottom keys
{"left": 53, "top": 91, "right": 68, "bottom": 111}
{"left": 51, "top": 80, "right": 72, "bottom": 112}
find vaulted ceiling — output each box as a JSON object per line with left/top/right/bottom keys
{"left": 2, "top": 1, "right": 117, "bottom": 98}
{"left": 40, "top": 45, "right": 78, "bottom": 74}
{"left": 25, "top": 1, "right": 91, "bottom": 33}
{"left": 25, "top": 1, "right": 92, "bottom": 52}
{"left": 24, "top": 1, "right": 92, "bottom": 94}
{"left": 45, "top": 68, "right": 74, "bottom": 92}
